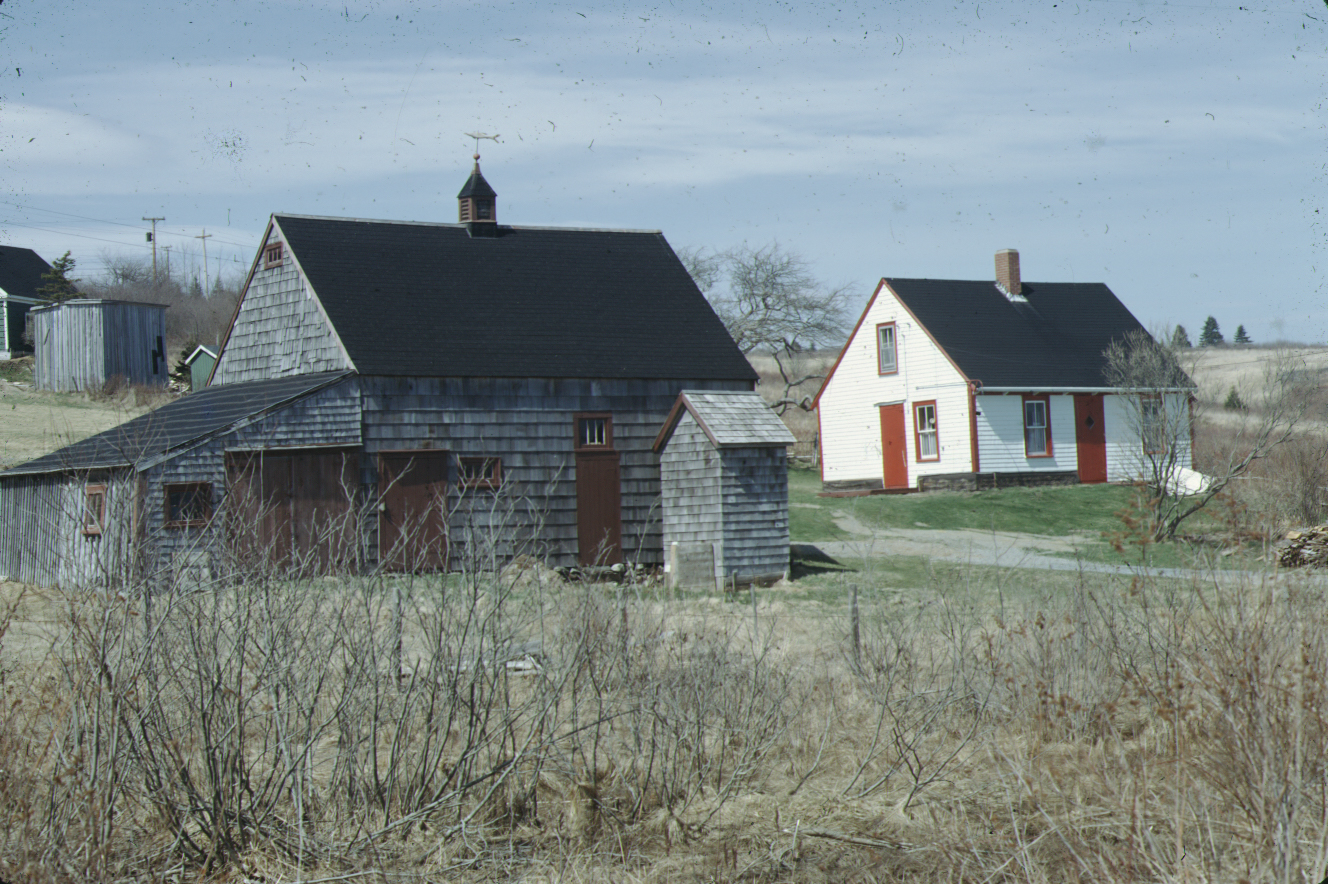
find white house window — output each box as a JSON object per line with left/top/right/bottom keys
{"left": 1141, "top": 395, "right": 1167, "bottom": 454}
{"left": 914, "top": 402, "right": 938, "bottom": 461}
{"left": 877, "top": 323, "right": 897, "bottom": 375}
{"left": 1023, "top": 396, "right": 1051, "bottom": 457}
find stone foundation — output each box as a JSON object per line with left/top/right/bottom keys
{"left": 917, "top": 471, "right": 1080, "bottom": 493}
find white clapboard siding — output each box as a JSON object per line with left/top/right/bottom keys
{"left": 1103, "top": 392, "right": 1192, "bottom": 482}
{"left": 818, "top": 282, "right": 969, "bottom": 485}
{"left": 213, "top": 226, "right": 351, "bottom": 384}
{"left": 973, "top": 394, "right": 1078, "bottom": 473}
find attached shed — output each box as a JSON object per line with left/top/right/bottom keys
{"left": 32, "top": 299, "right": 168, "bottom": 392}
{"left": 655, "top": 390, "right": 796, "bottom": 589}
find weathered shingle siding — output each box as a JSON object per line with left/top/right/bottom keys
{"left": 140, "top": 378, "right": 363, "bottom": 581}
{"left": 359, "top": 376, "right": 749, "bottom": 567}
{"left": 660, "top": 412, "right": 724, "bottom": 561}
{"left": 0, "top": 469, "right": 139, "bottom": 587}
{"left": 212, "top": 231, "right": 350, "bottom": 384}
{"left": 719, "top": 447, "right": 790, "bottom": 579}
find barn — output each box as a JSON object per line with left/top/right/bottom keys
{"left": 0, "top": 161, "right": 759, "bottom": 587}
{"left": 815, "top": 249, "right": 1194, "bottom": 493}
{"left": 32, "top": 299, "right": 168, "bottom": 392}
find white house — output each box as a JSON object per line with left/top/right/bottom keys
{"left": 814, "top": 249, "right": 1193, "bottom": 492}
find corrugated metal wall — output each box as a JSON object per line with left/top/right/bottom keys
{"left": 32, "top": 300, "right": 167, "bottom": 392}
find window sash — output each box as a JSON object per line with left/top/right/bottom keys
{"left": 1141, "top": 396, "right": 1168, "bottom": 454}
{"left": 877, "top": 324, "right": 897, "bottom": 374}
{"left": 1024, "top": 399, "right": 1049, "bottom": 456}
{"left": 83, "top": 484, "right": 106, "bottom": 536}
{"left": 915, "top": 404, "right": 938, "bottom": 460}
{"left": 165, "top": 482, "right": 212, "bottom": 527}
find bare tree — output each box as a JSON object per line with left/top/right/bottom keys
{"left": 680, "top": 242, "right": 853, "bottom": 413}
{"left": 1104, "top": 329, "right": 1308, "bottom": 540}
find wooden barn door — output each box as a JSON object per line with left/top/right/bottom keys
{"left": 225, "top": 448, "right": 356, "bottom": 573}
{"left": 1073, "top": 395, "right": 1108, "bottom": 484}
{"left": 378, "top": 450, "right": 449, "bottom": 572}
{"left": 575, "top": 414, "right": 622, "bottom": 566}
{"left": 879, "top": 404, "right": 909, "bottom": 489}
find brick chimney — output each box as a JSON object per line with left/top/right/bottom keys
{"left": 995, "top": 249, "right": 1021, "bottom": 297}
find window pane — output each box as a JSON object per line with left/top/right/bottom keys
{"left": 878, "top": 325, "right": 897, "bottom": 373}
{"left": 1024, "top": 400, "right": 1048, "bottom": 455}
{"left": 916, "top": 404, "right": 938, "bottom": 459}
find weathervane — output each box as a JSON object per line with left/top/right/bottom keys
{"left": 464, "top": 131, "right": 500, "bottom": 161}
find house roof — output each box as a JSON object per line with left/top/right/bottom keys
{"left": 0, "top": 371, "right": 353, "bottom": 477}
{"left": 271, "top": 214, "right": 757, "bottom": 382}
{"left": 654, "top": 390, "right": 797, "bottom": 452}
{"left": 0, "top": 246, "right": 52, "bottom": 302}
{"left": 883, "top": 277, "right": 1154, "bottom": 389}
{"left": 184, "top": 344, "right": 217, "bottom": 365}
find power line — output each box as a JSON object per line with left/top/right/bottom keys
{"left": 0, "top": 200, "right": 256, "bottom": 249}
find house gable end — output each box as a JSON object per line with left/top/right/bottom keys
{"left": 211, "top": 217, "right": 355, "bottom": 385}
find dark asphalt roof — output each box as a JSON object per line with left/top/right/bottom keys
{"left": 0, "top": 246, "right": 52, "bottom": 301}
{"left": 886, "top": 278, "right": 1154, "bottom": 388}
{"left": 1, "top": 372, "right": 353, "bottom": 477}
{"left": 456, "top": 165, "right": 497, "bottom": 199}
{"left": 274, "top": 215, "right": 757, "bottom": 381}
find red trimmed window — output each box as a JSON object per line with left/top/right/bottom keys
{"left": 458, "top": 456, "right": 502, "bottom": 489}
{"left": 913, "top": 401, "right": 939, "bottom": 461}
{"left": 164, "top": 482, "right": 212, "bottom": 528}
{"left": 83, "top": 483, "right": 106, "bottom": 536}
{"left": 264, "top": 242, "right": 284, "bottom": 268}
{"left": 1023, "top": 395, "right": 1053, "bottom": 458}
{"left": 1141, "top": 394, "right": 1167, "bottom": 454}
{"left": 877, "top": 322, "right": 898, "bottom": 375}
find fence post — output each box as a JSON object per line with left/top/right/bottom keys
{"left": 850, "top": 583, "right": 861, "bottom": 671}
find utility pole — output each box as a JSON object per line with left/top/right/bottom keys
{"left": 163, "top": 245, "right": 172, "bottom": 282}
{"left": 143, "top": 216, "right": 165, "bottom": 285}
{"left": 195, "top": 228, "right": 213, "bottom": 295}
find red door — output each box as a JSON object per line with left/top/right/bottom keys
{"left": 575, "top": 413, "right": 622, "bottom": 566}
{"left": 378, "top": 450, "right": 450, "bottom": 572}
{"left": 1073, "top": 395, "right": 1107, "bottom": 484}
{"left": 879, "top": 404, "right": 909, "bottom": 489}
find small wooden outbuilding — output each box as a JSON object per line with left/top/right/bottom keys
{"left": 184, "top": 344, "right": 217, "bottom": 391}
{"left": 32, "top": 299, "right": 168, "bottom": 392}
{"left": 655, "top": 390, "right": 797, "bottom": 590}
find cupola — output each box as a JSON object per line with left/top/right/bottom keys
{"left": 457, "top": 155, "right": 497, "bottom": 224}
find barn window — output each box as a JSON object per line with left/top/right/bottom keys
{"left": 83, "top": 483, "right": 106, "bottom": 536}
{"left": 164, "top": 482, "right": 212, "bottom": 528}
{"left": 264, "top": 242, "right": 284, "bottom": 268}
{"left": 576, "top": 415, "right": 612, "bottom": 449}
{"left": 458, "top": 456, "right": 502, "bottom": 489}
{"left": 913, "top": 401, "right": 939, "bottom": 461}
{"left": 1141, "top": 395, "right": 1167, "bottom": 454}
{"left": 1023, "top": 395, "right": 1052, "bottom": 458}
{"left": 877, "top": 323, "right": 897, "bottom": 374}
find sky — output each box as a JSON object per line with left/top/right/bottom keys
{"left": 1, "top": 0, "right": 1324, "bottom": 343}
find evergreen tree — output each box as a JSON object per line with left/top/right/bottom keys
{"left": 1199, "top": 315, "right": 1224, "bottom": 346}
{"left": 170, "top": 337, "right": 201, "bottom": 386}
{"left": 1224, "top": 386, "right": 1247, "bottom": 411}
{"left": 1170, "top": 324, "right": 1192, "bottom": 349}
{"left": 36, "top": 251, "right": 79, "bottom": 303}
{"left": 1233, "top": 324, "right": 1252, "bottom": 344}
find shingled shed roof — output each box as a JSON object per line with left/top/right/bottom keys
{"left": 654, "top": 390, "right": 797, "bottom": 452}
{"left": 0, "top": 245, "right": 52, "bottom": 300}
{"left": 1, "top": 371, "right": 352, "bottom": 476}
{"left": 883, "top": 277, "right": 1152, "bottom": 388}
{"left": 272, "top": 214, "right": 758, "bottom": 382}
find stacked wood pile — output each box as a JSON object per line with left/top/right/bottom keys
{"left": 1277, "top": 526, "right": 1328, "bottom": 568}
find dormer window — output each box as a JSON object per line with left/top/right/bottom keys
{"left": 264, "top": 242, "right": 284, "bottom": 268}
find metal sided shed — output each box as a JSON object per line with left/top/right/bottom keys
{"left": 654, "top": 390, "right": 797, "bottom": 590}
{"left": 32, "top": 299, "right": 168, "bottom": 392}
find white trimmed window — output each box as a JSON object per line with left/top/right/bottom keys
{"left": 1023, "top": 396, "right": 1051, "bottom": 457}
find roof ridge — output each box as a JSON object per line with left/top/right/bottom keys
{"left": 273, "top": 213, "right": 662, "bottom": 235}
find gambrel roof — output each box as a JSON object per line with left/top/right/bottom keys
{"left": 1, "top": 371, "right": 352, "bottom": 476}
{"left": 269, "top": 215, "right": 757, "bottom": 382}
